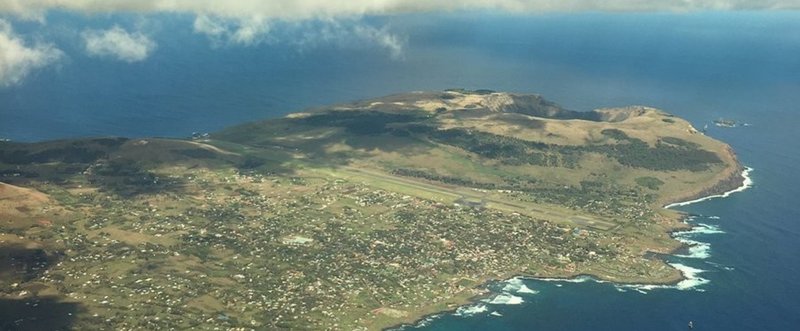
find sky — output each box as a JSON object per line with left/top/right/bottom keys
{"left": 1, "top": 0, "right": 799, "bottom": 87}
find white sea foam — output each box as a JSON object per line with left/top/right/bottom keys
{"left": 674, "top": 239, "right": 711, "bottom": 259}
{"left": 517, "top": 284, "right": 538, "bottom": 294}
{"left": 665, "top": 167, "right": 753, "bottom": 209}
{"left": 671, "top": 263, "right": 710, "bottom": 290}
{"left": 522, "top": 262, "right": 710, "bottom": 295}
{"left": 705, "top": 261, "right": 735, "bottom": 271}
{"left": 613, "top": 283, "right": 654, "bottom": 293}
{"left": 532, "top": 261, "right": 710, "bottom": 293}
{"left": 617, "top": 263, "right": 709, "bottom": 293}
{"left": 408, "top": 314, "right": 441, "bottom": 329}
{"left": 535, "top": 275, "right": 597, "bottom": 283}
{"left": 453, "top": 304, "right": 488, "bottom": 317}
{"left": 483, "top": 293, "right": 524, "bottom": 305}
{"left": 688, "top": 223, "right": 725, "bottom": 235}
{"left": 672, "top": 223, "right": 724, "bottom": 259}
{"left": 502, "top": 277, "right": 540, "bottom": 295}
{"left": 445, "top": 278, "right": 534, "bottom": 321}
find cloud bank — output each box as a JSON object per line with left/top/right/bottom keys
{"left": 193, "top": 15, "right": 271, "bottom": 46}
{"left": 192, "top": 17, "right": 405, "bottom": 58}
{"left": 1, "top": 0, "right": 798, "bottom": 20}
{"left": 1, "top": 1, "right": 795, "bottom": 86}
{"left": 82, "top": 26, "right": 156, "bottom": 62}
{"left": 0, "top": 19, "right": 63, "bottom": 86}
{"left": 293, "top": 21, "right": 406, "bottom": 59}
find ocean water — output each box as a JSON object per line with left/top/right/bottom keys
{"left": 2, "top": 11, "right": 800, "bottom": 331}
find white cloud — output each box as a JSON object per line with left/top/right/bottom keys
{"left": 193, "top": 15, "right": 271, "bottom": 46}
{"left": 0, "top": 19, "right": 63, "bottom": 87}
{"left": 193, "top": 15, "right": 227, "bottom": 39}
{"left": 0, "top": 1, "right": 797, "bottom": 20}
{"left": 82, "top": 26, "right": 156, "bottom": 62}
{"left": 193, "top": 15, "right": 405, "bottom": 58}
{"left": 232, "top": 16, "right": 270, "bottom": 46}
{"left": 2, "top": 1, "right": 792, "bottom": 65}
{"left": 290, "top": 20, "right": 406, "bottom": 59}
{"left": 353, "top": 24, "right": 405, "bottom": 60}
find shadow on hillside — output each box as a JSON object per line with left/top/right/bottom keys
{"left": 0, "top": 245, "right": 60, "bottom": 283}
{"left": 0, "top": 297, "right": 83, "bottom": 331}
{"left": 0, "top": 138, "right": 129, "bottom": 187}
{"left": 288, "top": 110, "right": 440, "bottom": 161}
{"left": 87, "top": 159, "right": 190, "bottom": 198}
{"left": 1, "top": 245, "right": 81, "bottom": 331}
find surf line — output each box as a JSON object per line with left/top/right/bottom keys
{"left": 665, "top": 166, "right": 753, "bottom": 209}
{"left": 425, "top": 167, "right": 754, "bottom": 323}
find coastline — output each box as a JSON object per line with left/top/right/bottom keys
{"left": 660, "top": 143, "right": 750, "bottom": 209}
{"left": 664, "top": 166, "right": 753, "bottom": 209}
{"left": 660, "top": 165, "right": 753, "bottom": 255}
{"left": 385, "top": 267, "right": 685, "bottom": 331}
{"left": 384, "top": 263, "right": 687, "bottom": 330}
{"left": 384, "top": 166, "right": 753, "bottom": 331}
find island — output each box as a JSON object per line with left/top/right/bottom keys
{"left": 713, "top": 118, "right": 737, "bottom": 128}
{"left": 0, "top": 90, "right": 745, "bottom": 330}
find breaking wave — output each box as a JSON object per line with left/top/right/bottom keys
{"left": 483, "top": 293, "right": 525, "bottom": 305}
{"left": 502, "top": 277, "right": 539, "bottom": 295}
{"left": 665, "top": 167, "right": 753, "bottom": 208}
{"left": 616, "top": 263, "right": 709, "bottom": 293}
{"left": 453, "top": 304, "right": 488, "bottom": 317}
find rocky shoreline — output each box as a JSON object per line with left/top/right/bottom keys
{"left": 661, "top": 144, "right": 745, "bottom": 209}
{"left": 672, "top": 165, "right": 745, "bottom": 207}
{"left": 386, "top": 152, "right": 748, "bottom": 331}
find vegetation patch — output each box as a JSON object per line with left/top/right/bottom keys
{"left": 0, "top": 139, "right": 126, "bottom": 165}
{"left": 89, "top": 159, "right": 186, "bottom": 197}
{"left": 444, "top": 88, "right": 496, "bottom": 95}
{"left": 407, "top": 126, "right": 719, "bottom": 171}
{"left": 295, "top": 110, "right": 428, "bottom": 135}
{"left": 601, "top": 128, "right": 630, "bottom": 140}
{"left": 391, "top": 168, "right": 498, "bottom": 189}
{"left": 659, "top": 137, "right": 700, "bottom": 149}
{"left": 635, "top": 176, "right": 665, "bottom": 190}
{"left": 173, "top": 148, "right": 219, "bottom": 159}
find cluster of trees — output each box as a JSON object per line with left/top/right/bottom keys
{"left": 0, "top": 138, "right": 126, "bottom": 164}
{"left": 391, "top": 168, "right": 499, "bottom": 190}
{"left": 596, "top": 129, "right": 720, "bottom": 170}
{"left": 659, "top": 136, "right": 700, "bottom": 148}
{"left": 443, "top": 88, "right": 496, "bottom": 95}
{"left": 90, "top": 159, "right": 186, "bottom": 197}
{"left": 0, "top": 146, "right": 107, "bottom": 164}
{"left": 425, "top": 128, "right": 582, "bottom": 168}
{"left": 296, "top": 110, "right": 427, "bottom": 135}
{"left": 635, "top": 176, "right": 665, "bottom": 190}
{"left": 590, "top": 132, "right": 720, "bottom": 171}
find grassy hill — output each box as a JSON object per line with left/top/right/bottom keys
{"left": 215, "top": 89, "right": 741, "bottom": 209}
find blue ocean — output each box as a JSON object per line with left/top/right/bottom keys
{"left": 2, "top": 11, "right": 799, "bottom": 330}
